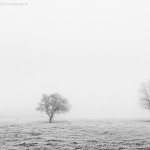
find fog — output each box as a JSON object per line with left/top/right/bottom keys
{"left": 0, "top": 0, "right": 150, "bottom": 120}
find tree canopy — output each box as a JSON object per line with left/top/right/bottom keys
{"left": 139, "top": 81, "right": 150, "bottom": 111}
{"left": 36, "top": 93, "right": 71, "bottom": 123}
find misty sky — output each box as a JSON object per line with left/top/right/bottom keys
{"left": 0, "top": 0, "right": 150, "bottom": 120}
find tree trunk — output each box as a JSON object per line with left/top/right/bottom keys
{"left": 49, "top": 114, "right": 54, "bottom": 123}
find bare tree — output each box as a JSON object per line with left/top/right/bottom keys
{"left": 36, "top": 93, "right": 71, "bottom": 123}
{"left": 139, "top": 81, "right": 150, "bottom": 111}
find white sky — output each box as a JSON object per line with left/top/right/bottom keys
{"left": 0, "top": 0, "right": 150, "bottom": 120}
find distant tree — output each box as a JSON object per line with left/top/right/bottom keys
{"left": 139, "top": 81, "right": 150, "bottom": 111}
{"left": 36, "top": 93, "right": 71, "bottom": 123}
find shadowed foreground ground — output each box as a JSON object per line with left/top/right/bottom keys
{"left": 0, "top": 120, "right": 150, "bottom": 150}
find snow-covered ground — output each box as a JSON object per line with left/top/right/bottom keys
{"left": 0, "top": 120, "right": 150, "bottom": 150}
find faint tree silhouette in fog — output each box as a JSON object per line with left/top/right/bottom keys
{"left": 36, "top": 93, "right": 71, "bottom": 123}
{"left": 139, "top": 81, "right": 150, "bottom": 111}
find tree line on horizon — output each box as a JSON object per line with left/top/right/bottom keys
{"left": 36, "top": 80, "right": 150, "bottom": 123}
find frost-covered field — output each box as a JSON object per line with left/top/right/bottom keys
{"left": 0, "top": 120, "right": 150, "bottom": 150}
